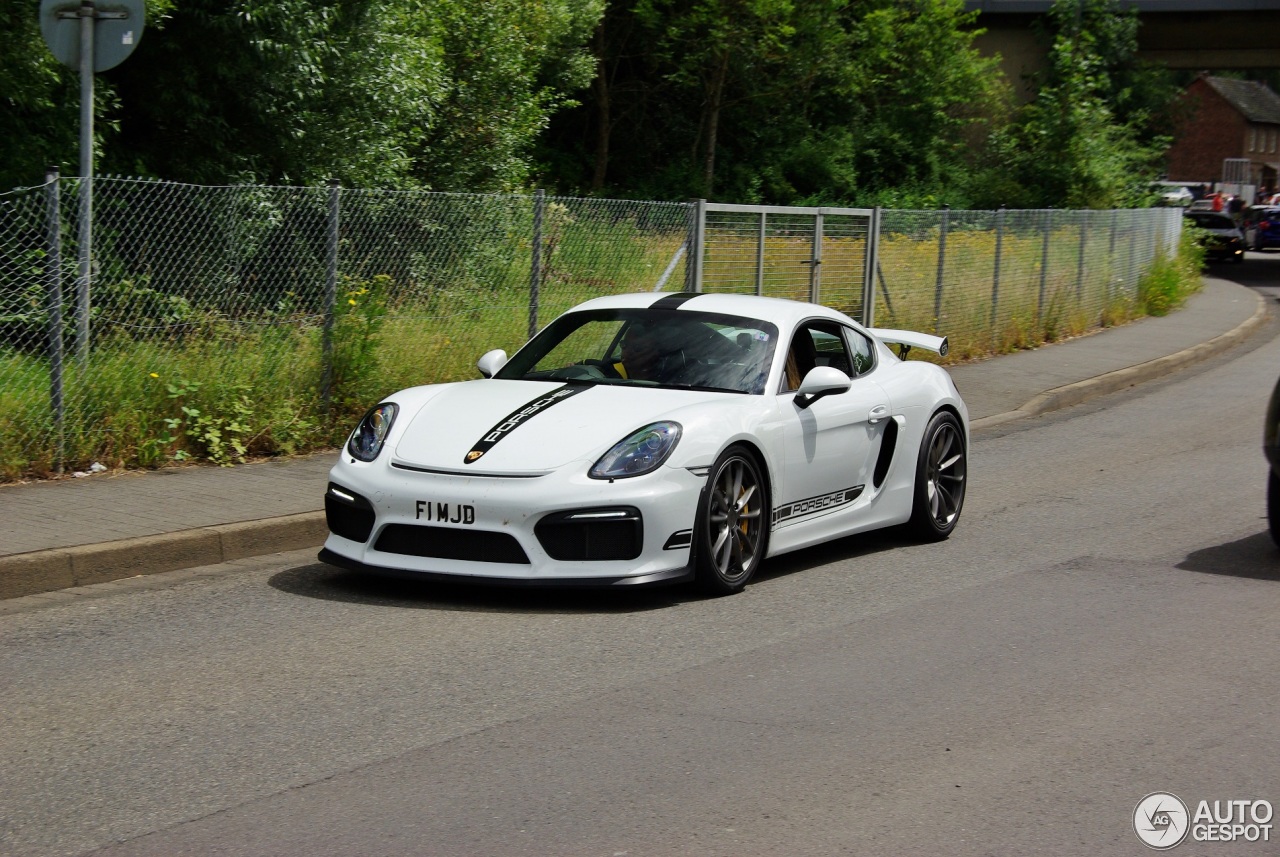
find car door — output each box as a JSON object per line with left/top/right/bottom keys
{"left": 773, "top": 320, "right": 890, "bottom": 530}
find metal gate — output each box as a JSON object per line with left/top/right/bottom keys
{"left": 687, "top": 201, "right": 881, "bottom": 326}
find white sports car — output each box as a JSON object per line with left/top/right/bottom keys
{"left": 319, "top": 292, "right": 968, "bottom": 595}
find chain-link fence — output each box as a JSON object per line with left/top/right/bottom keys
{"left": 0, "top": 176, "right": 1181, "bottom": 479}
{"left": 877, "top": 207, "right": 1183, "bottom": 358}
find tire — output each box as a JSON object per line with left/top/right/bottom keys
{"left": 908, "top": 411, "right": 967, "bottom": 541}
{"left": 695, "top": 446, "right": 767, "bottom": 595}
{"left": 1268, "top": 470, "right": 1280, "bottom": 549}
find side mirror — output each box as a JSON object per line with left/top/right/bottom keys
{"left": 794, "top": 365, "right": 851, "bottom": 410}
{"left": 477, "top": 349, "right": 508, "bottom": 378}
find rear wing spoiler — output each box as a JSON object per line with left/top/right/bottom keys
{"left": 870, "top": 328, "right": 949, "bottom": 359}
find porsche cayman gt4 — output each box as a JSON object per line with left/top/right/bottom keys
{"left": 319, "top": 291, "right": 968, "bottom": 595}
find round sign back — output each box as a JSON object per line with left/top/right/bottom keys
{"left": 40, "top": 0, "right": 146, "bottom": 73}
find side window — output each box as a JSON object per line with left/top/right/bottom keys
{"left": 780, "top": 321, "right": 853, "bottom": 392}
{"left": 845, "top": 327, "right": 875, "bottom": 376}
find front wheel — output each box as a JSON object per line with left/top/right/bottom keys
{"left": 695, "top": 447, "right": 767, "bottom": 595}
{"left": 908, "top": 411, "right": 967, "bottom": 541}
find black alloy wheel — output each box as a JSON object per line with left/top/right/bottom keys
{"left": 908, "top": 411, "right": 967, "bottom": 541}
{"left": 696, "top": 446, "right": 767, "bottom": 595}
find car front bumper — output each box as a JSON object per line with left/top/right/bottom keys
{"left": 319, "top": 454, "right": 706, "bottom": 586}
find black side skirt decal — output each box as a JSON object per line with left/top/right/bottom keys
{"left": 772, "top": 485, "right": 864, "bottom": 525}
{"left": 465, "top": 384, "right": 589, "bottom": 464}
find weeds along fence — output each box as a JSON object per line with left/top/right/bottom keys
{"left": 0, "top": 176, "right": 1181, "bottom": 478}
{"left": 877, "top": 207, "right": 1183, "bottom": 359}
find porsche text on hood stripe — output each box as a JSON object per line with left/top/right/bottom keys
{"left": 465, "top": 384, "right": 589, "bottom": 464}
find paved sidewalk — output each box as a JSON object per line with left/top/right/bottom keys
{"left": 0, "top": 277, "right": 1268, "bottom": 599}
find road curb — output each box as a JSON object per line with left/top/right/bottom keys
{"left": 971, "top": 289, "right": 1271, "bottom": 432}
{"left": 0, "top": 511, "right": 326, "bottom": 600}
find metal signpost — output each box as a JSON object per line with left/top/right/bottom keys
{"left": 39, "top": 0, "right": 145, "bottom": 365}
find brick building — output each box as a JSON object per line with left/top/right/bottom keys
{"left": 1165, "top": 75, "right": 1280, "bottom": 199}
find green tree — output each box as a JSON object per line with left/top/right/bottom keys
{"left": 404, "top": 0, "right": 601, "bottom": 190}
{"left": 544, "top": 0, "right": 1007, "bottom": 205}
{"left": 0, "top": 0, "right": 601, "bottom": 190}
{"left": 0, "top": 2, "right": 75, "bottom": 190}
{"left": 992, "top": 0, "right": 1174, "bottom": 208}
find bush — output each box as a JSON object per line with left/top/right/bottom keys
{"left": 1139, "top": 231, "right": 1203, "bottom": 317}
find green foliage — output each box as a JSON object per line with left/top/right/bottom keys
{"left": 1138, "top": 228, "right": 1203, "bottom": 317}
{"left": 544, "top": 0, "right": 1009, "bottom": 205}
{"left": 0, "top": 0, "right": 177, "bottom": 191}
{"left": 329, "top": 274, "right": 389, "bottom": 416}
{"left": 99, "top": 0, "right": 602, "bottom": 189}
{"left": 0, "top": 5, "right": 76, "bottom": 191}
{"left": 3, "top": 0, "right": 1195, "bottom": 209}
{"left": 985, "top": 0, "right": 1176, "bottom": 209}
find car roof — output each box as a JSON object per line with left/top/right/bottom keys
{"left": 1185, "top": 212, "right": 1235, "bottom": 224}
{"left": 564, "top": 291, "right": 857, "bottom": 329}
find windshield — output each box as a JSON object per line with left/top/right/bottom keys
{"left": 495, "top": 308, "right": 778, "bottom": 394}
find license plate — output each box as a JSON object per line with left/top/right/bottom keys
{"left": 414, "top": 500, "right": 475, "bottom": 525}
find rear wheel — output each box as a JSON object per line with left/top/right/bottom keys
{"left": 908, "top": 411, "right": 967, "bottom": 541}
{"left": 695, "top": 447, "right": 767, "bottom": 595}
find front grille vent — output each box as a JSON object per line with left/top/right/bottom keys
{"left": 535, "top": 507, "right": 643, "bottom": 562}
{"left": 375, "top": 524, "right": 530, "bottom": 564}
{"left": 325, "top": 483, "right": 375, "bottom": 543}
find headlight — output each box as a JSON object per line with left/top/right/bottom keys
{"left": 348, "top": 402, "right": 398, "bottom": 462}
{"left": 589, "top": 422, "right": 681, "bottom": 479}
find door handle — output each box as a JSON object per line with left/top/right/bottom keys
{"left": 868, "top": 405, "right": 890, "bottom": 424}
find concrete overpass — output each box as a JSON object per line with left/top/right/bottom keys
{"left": 965, "top": 1, "right": 1280, "bottom": 93}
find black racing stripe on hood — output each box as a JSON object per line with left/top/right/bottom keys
{"left": 464, "top": 384, "right": 590, "bottom": 464}
{"left": 650, "top": 292, "right": 701, "bottom": 310}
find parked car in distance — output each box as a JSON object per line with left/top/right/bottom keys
{"left": 1158, "top": 186, "right": 1194, "bottom": 207}
{"left": 1265, "top": 376, "right": 1280, "bottom": 547}
{"left": 1243, "top": 206, "right": 1280, "bottom": 251}
{"left": 1184, "top": 211, "right": 1246, "bottom": 263}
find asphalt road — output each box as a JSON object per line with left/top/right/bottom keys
{"left": 3, "top": 256, "right": 1279, "bottom": 856}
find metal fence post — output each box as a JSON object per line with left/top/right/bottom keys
{"left": 990, "top": 205, "right": 1005, "bottom": 336}
{"left": 862, "top": 206, "right": 881, "bottom": 328}
{"left": 686, "top": 198, "right": 706, "bottom": 292}
{"left": 529, "top": 189, "right": 544, "bottom": 340}
{"left": 933, "top": 204, "right": 949, "bottom": 334}
{"left": 755, "top": 211, "right": 766, "bottom": 296}
{"left": 45, "top": 167, "right": 65, "bottom": 473}
{"left": 810, "top": 211, "right": 823, "bottom": 304}
{"left": 321, "top": 179, "right": 340, "bottom": 410}
{"left": 1038, "top": 207, "right": 1051, "bottom": 324}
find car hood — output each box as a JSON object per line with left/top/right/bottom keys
{"left": 391, "top": 380, "right": 730, "bottom": 474}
